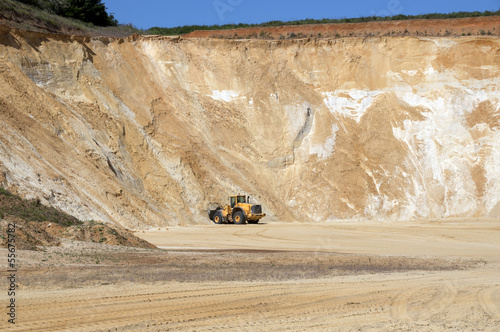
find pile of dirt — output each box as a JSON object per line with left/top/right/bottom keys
{"left": 43, "top": 220, "right": 157, "bottom": 249}
{"left": 0, "top": 188, "right": 156, "bottom": 250}
{"left": 0, "top": 217, "right": 60, "bottom": 250}
{"left": 0, "top": 217, "right": 157, "bottom": 250}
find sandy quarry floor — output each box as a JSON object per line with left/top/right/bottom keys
{"left": 2, "top": 219, "right": 500, "bottom": 331}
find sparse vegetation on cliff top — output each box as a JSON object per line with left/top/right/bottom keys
{"left": 147, "top": 9, "right": 500, "bottom": 36}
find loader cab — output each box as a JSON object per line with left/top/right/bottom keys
{"left": 230, "top": 195, "right": 247, "bottom": 208}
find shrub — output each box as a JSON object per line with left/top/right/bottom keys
{"left": 0, "top": 187, "right": 13, "bottom": 197}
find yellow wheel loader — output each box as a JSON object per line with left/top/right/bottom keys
{"left": 208, "top": 195, "right": 265, "bottom": 224}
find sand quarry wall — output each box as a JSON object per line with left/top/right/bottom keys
{"left": 184, "top": 16, "right": 500, "bottom": 39}
{"left": 0, "top": 25, "right": 499, "bottom": 229}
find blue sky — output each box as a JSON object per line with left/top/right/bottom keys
{"left": 102, "top": 0, "right": 500, "bottom": 29}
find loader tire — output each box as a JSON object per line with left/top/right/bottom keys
{"left": 213, "top": 210, "right": 224, "bottom": 224}
{"left": 233, "top": 211, "right": 246, "bottom": 225}
{"left": 248, "top": 220, "right": 259, "bottom": 224}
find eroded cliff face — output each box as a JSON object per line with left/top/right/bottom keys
{"left": 0, "top": 26, "right": 499, "bottom": 228}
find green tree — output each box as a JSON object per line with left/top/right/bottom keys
{"left": 13, "top": 0, "right": 118, "bottom": 26}
{"left": 63, "top": 0, "right": 117, "bottom": 26}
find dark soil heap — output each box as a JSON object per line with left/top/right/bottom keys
{"left": 0, "top": 187, "right": 156, "bottom": 250}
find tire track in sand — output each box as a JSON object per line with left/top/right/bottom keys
{"left": 479, "top": 286, "right": 500, "bottom": 319}
{"left": 391, "top": 282, "right": 457, "bottom": 321}
{"left": 12, "top": 282, "right": 343, "bottom": 331}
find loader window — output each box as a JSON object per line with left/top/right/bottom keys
{"left": 237, "top": 196, "right": 246, "bottom": 204}
{"left": 230, "top": 197, "right": 236, "bottom": 208}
